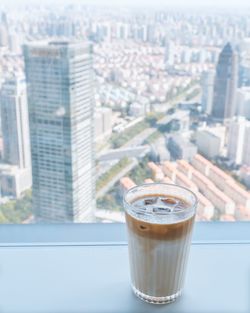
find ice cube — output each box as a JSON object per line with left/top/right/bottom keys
{"left": 144, "top": 198, "right": 157, "bottom": 205}
{"left": 152, "top": 206, "right": 172, "bottom": 213}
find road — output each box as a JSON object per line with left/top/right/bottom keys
{"left": 97, "top": 84, "right": 197, "bottom": 159}
{"left": 99, "top": 145, "right": 150, "bottom": 162}
{"left": 156, "top": 110, "right": 189, "bottom": 126}
{"left": 97, "top": 109, "right": 188, "bottom": 176}
{"left": 96, "top": 85, "right": 196, "bottom": 190}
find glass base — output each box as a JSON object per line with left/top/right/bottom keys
{"left": 132, "top": 285, "right": 182, "bottom": 304}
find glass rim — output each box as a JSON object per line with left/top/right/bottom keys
{"left": 123, "top": 182, "right": 198, "bottom": 215}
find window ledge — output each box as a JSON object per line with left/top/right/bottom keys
{"left": 0, "top": 222, "right": 250, "bottom": 246}
{"left": 0, "top": 222, "right": 249, "bottom": 313}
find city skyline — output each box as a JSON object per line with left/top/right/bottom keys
{"left": 1, "top": 0, "right": 250, "bottom": 8}
{"left": 0, "top": 4, "right": 250, "bottom": 223}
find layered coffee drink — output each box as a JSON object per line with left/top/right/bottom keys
{"left": 124, "top": 183, "right": 197, "bottom": 304}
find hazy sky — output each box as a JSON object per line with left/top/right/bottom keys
{"left": 1, "top": 0, "right": 250, "bottom": 7}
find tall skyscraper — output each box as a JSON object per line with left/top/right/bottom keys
{"left": 23, "top": 41, "right": 95, "bottom": 223}
{"left": 0, "top": 74, "right": 32, "bottom": 198}
{"left": 211, "top": 43, "right": 238, "bottom": 120}
{"left": 227, "top": 117, "right": 247, "bottom": 165}
{"left": 0, "top": 74, "right": 31, "bottom": 169}
{"left": 201, "top": 70, "right": 215, "bottom": 115}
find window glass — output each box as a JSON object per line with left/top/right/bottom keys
{"left": 0, "top": 0, "right": 250, "bottom": 225}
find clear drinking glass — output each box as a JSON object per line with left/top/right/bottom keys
{"left": 124, "top": 183, "right": 197, "bottom": 304}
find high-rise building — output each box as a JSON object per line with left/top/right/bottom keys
{"left": 242, "top": 124, "right": 250, "bottom": 166}
{"left": 211, "top": 43, "right": 238, "bottom": 120}
{"left": 94, "top": 107, "right": 112, "bottom": 142}
{"left": 196, "top": 130, "right": 221, "bottom": 159}
{"left": 236, "top": 87, "right": 250, "bottom": 119}
{"left": 165, "top": 41, "right": 175, "bottom": 66}
{"left": 0, "top": 25, "right": 8, "bottom": 47}
{"left": 23, "top": 40, "right": 95, "bottom": 223}
{"left": 239, "top": 61, "right": 250, "bottom": 87}
{"left": 201, "top": 70, "right": 215, "bottom": 114}
{"left": 147, "top": 24, "right": 155, "bottom": 43}
{"left": 0, "top": 74, "right": 31, "bottom": 169}
{"left": 0, "top": 74, "right": 32, "bottom": 198}
{"left": 227, "top": 117, "right": 247, "bottom": 165}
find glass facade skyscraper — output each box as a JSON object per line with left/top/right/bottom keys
{"left": 1, "top": 74, "right": 31, "bottom": 169}
{"left": 201, "top": 70, "right": 215, "bottom": 115}
{"left": 211, "top": 43, "right": 238, "bottom": 120}
{"left": 23, "top": 41, "right": 95, "bottom": 223}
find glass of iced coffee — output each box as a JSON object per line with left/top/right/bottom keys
{"left": 124, "top": 183, "right": 197, "bottom": 304}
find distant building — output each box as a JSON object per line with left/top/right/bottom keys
{"left": 239, "top": 61, "right": 250, "bottom": 87}
{"left": 162, "top": 161, "right": 176, "bottom": 181}
{"left": 0, "top": 25, "right": 8, "bottom": 47}
{"left": 242, "top": 124, "right": 250, "bottom": 166}
{"left": 201, "top": 70, "right": 215, "bottom": 115}
{"left": 129, "top": 102, "right": 146, "bottom": 117}
{"left": 208, "top": 165, "right": 234, "bottom": 192}
{"left": 147, "top": 162, "right": 164, "bottom": 181}
{"left": 94, "top": 107, "right": 112, "bottom": 142}
{"left": 151, "top": 137, "right": 170, "bottom": 163}
{"left": 191, "top": 169, "right": 214, "bottom": 194}
{"left": 175, "top": 170, "right": 198, "bottom": 192}
{"left": 167, "top": 135, "right": 197, "bottom": 161}
{"left": 204, "top": 185, "right": 235, "bottom": 215}
{"left": 165, "top": 41, "right": 175, "bottom": 66}
{"left": 120, "top": 177, "right": 136, "bottom": 194}
{"left": 236, "top": 87, "right": 250, "bottom": 119}
{"left": 0, "top": 74, "right": 32, "bottom": 198}
{"left": 0, "top": 74, "right": 31, "bottom": 169}
{"left": 195, "top": 191, "right": 215, "bottom": 221}
{"left": 192, "top": 154, "right": 213, "bottom": 176}
{"left": 147, "top": 24, "right": 155, "bottom": 43}
{"left": 211, "top": 43, "right": 238, "bottom": 120}
{"left": 224, "top": 180, "right": 250, "bottom": 209}
{"left": 240, "top": 165, "right": 250, "bottom": 188}
{"left": 227, "top": 117, "right": 247, "bottom": 164}
{"left": 235, "top": 205, "right": 250, "bottom": 221}
{"left": 0, "top": 164, "right": 31, "bottom": 198}
{"left": 196, "top": 130, "right": 221, "bottom": 159}
{"left": 176, "top": 159, "right": 194, "bottom": 179}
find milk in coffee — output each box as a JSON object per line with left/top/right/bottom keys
{"left": 125, "top": 192, "right": 195, "bottom": 303}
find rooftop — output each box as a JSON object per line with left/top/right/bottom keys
{"left": 196, "top": 191, "right": 214, "bottom": 207}
{"left": 210, "top": 165, "right": 233, "bottom": 181}
{"left": 226, "top": 180, "right": 250, "bottom": 199}
{"left": 176, "top": 170, "right": 198, "bottom": 190}
{"left": 208, "top": 185, "right": 234, "bottom": 204}
{"left": 192, "top": 169, "right": 214, "bottom": 186}
{"left": 119, "top": 177, "right": 136, "bottom": 190}
{"left": 193, "top": 154, "right": 213, "bottom": 166}
{"left": 177, "top": 159, "right": 195, "bottom": 171}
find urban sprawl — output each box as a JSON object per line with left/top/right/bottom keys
{"left": 0, "top": 4, "right": 250, "bottom": 223}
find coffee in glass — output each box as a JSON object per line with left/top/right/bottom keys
{"left": 124, "top": 183, "right": 197, "bottom": 304}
